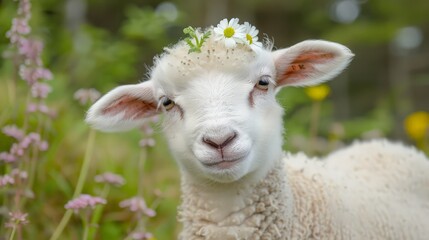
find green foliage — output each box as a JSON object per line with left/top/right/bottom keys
{"left": 323, "top": 21, "right": 398, "bottom": 45}
{"left": 121, "top": 6, "right": 170, "bottom": 42}
{"left": 183, "top": 26, "right": 211, "bottom": 53}
{"left": 67, "top": 25, "right": 139, "bottom": 89}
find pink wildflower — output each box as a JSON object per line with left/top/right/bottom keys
{"left": 74, "top": 88, "right": 101, "bottom": 105}
{"left": 119, "top": 197, "right": 156, "bottom": 217}
{"left": 150, "top": 115, "right": 160, "bottom": 123}
{"left": 65, "top": 194, "right": 107, "bottom": 213}
{"left": 38, "top": 140, "right": 49, "bottom": 151}
{"left": 0, "top": 152, "right": 16, "bottom": 163}
{"left": 2, "top": 125, "right": 25, "bottom": 140}
{"left": 26, "top": 102, "right": 38, "bottom": 113}
{"left": 141, "top": 124, "right": 154, "bottom": 135}
{"left": 27, "top": 132, "right": 40, "bottom": 141}
{"left": 0, "top": 175, "right": 15, "bottom": 187}
{"left": 7, "top": 18, "right": 30, "bottom": 36}
{"left": 19, "top": 65, "right": 52, "bottom": 84}
{"left": 11, "top": 143, "right": 25, "bottom": 156}
{"left": 19, "top": 137, "right": 32, "bottom": 149}
{"left": 5, "top": 212, "right": 29, "bottom": 228}
{"left": 26, "top": 102, "right": 53, "bottom": 117}
{"left": 31, "top": 82, "right": 52, "bottom": 98}
{"left": 0, "top": 170, "right": 28, "bottom": 187}
{"left": 18, "top": 38, "right": 43, "bottom": 64}
{"left": 38, "top": 103, "right": 50, "bottom": 114}
{"left": 17, "top": 0, "right": 31, "bottom": 17}
{"left": 11, "top": 169, "right": 28, "bottom": 181}
{"left": 94, "top": 172, "right": 125, "bottom": 187}
{"left": 127, "top": 231, "right": 153, "bottom": 240}
{"left": 139, "top": 138, "right": 156, "bottom": 148}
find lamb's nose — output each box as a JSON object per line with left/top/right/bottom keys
{"left": 202, "top": 131, "right": 237, "bottom": 149}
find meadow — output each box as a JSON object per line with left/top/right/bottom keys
{"left": 0, "top": 0, "right": 428, "bottom": 239}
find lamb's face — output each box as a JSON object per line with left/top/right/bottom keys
{"left": 86, "top": 39, "right": 353, "bottom": 184}
{"left": 151, "top": 50, "right": 284, "bottom": 183}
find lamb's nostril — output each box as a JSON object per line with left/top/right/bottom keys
{"left": 221, "top": 132, "right": 237, "bottom": 148}
{"left": 202, "top": 131, "right": 237, "bottom": 149}
{"left": 203, "top": 137, "right": 220, "bottom": 149}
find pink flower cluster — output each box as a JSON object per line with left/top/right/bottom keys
{"left": 127, "top": 231, "right": 153, "bottom": 240}
{"left": 26, "top": 102, "right": 56, "bottom": 118}
{"left": 0, "top": 126, "right": 48, "bottom": 163}
{"left": 5, "top": 0, "right": 54, "bottom": 118}
{"left": 139, "top": 138, "right": 156, "bottom": 148}
{"left": 65, "top": 194, "right": 107, "bottom": 212}
{"left": 139, "top": 116, "right": 160, "bottom": 148}
{"left": 5, "top": 211, "right": 29, "bottom": 228}
{"left": 0, "top": 175, "right": 15, "bottom": 187}
{"left": 6, "top": 0, "right": 51, "bottom": 80}
{"left": 6, "top": 0, "right": 31, "bottom": 44}
{"left": 119, "top": 197, "right": 156, "bottom": 217}
{"left": 2, "top": 125, "right": 25, "bottom": 140}
{"left": 2, "top": 0, "right": 54, "bottom": 163}
{"left": 19, "top": 65, "right": 53, "bottom": 86}
{"left": 94, "top": 172, "right": 126, "bottom": 187}
{"left": 74, "top": 88, "right": 101, "bottom": 106}
{"left": 0, "top": 169, "right": 28, "bottom": 187}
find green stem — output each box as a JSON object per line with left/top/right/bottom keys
{"left": 88, "top": 185, "right": 110, "bottom": 240}
{"left": 82, "top": 213, "right": 90, "bottom": 240}
{"left": 137, "top": 148, "right": 147, "bottom": 197}
{"left": 28, "top": 110, "right": 44, "bottom": 189}
{"left": 73, "top": 129, "right": 96, "bottom": 198}
{"left": 8, "top": 225, "right": 17, "bottom": 240}
{"left": 49, "top": 210, "right": 73, "bottom": 240}
{"left": 49, "top": 129, "right": 96, "bottom": 240}
{"left": 309, "top": 101, "right": 321, "bottom": 153}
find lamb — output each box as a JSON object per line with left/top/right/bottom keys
{"left": 85, "top": 18, "right": 429, "bottom": 239}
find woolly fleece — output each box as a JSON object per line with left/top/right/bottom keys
{"left": 178, "top": 140, "right": 429, "bottom": 239}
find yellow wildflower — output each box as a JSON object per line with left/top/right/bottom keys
{"left": 404, "top": 111, "right": 429, "bottom": 141}
{"left": 305, "top": 84, "right": 331, "bottom": 101}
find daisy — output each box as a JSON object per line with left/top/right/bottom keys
{"left": 243, "top": 22, "right": 263, "bottom": 50}
{"left": 213, "top": 18, "right": 246, "bottom": 48}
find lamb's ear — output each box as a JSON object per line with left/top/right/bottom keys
{"left": 86, "top": 81, "right": 159, "bottom": 132}
{"left": 272, "top": 40, "right": 354, "bottom": 88}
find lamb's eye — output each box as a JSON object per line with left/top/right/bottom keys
{"left": 255, "top": 75, "right": 270, "bottom": 90}
{"left": 161, "top": 97, "right": 175, "bottom": 110}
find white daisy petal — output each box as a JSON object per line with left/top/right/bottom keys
{"left": 224, "top": 38, "right": 236, "bottom": 48}
{"left": 218, "top": 18, "right": 228, "bottom": 28}
{"left": 212, "top": 18, "right": 262, "bottom": 50}
{"left": 213, "top": 27, "right": 223, "bottom": 35}
{"left": 251, "top": 27, "right": 259, "bottom": 36}
{"left": 230, "top": 18, "right": 240, "bottom": 27}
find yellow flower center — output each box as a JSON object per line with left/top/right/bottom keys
{"left": 246, "top": 34, "right": 253, "bottom": 44}
{"left": 305, "top": 84, "right": 330, "bottom": 101}
{"left": 223, "top": 27, "right": 235, "bottom": 38}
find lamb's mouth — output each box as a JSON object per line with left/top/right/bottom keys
{"left": 202, "top": 158, "right": 243, "bottom": 169}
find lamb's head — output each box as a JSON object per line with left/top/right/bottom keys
{"left": 86, "top": 20, "right": 353, "bottom": 184}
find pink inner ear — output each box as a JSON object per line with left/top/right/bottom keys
{"left": 278, "top": 51, "right": 335, "bottom": 85}
{"left": 102, "top": 95, "right": 157, "bottom": 120}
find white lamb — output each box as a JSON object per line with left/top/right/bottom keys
{"left": 86, "top": 19, "right": 429, "bottom": 239}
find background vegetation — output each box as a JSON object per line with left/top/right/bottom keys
{"left": 0, "top": 0, "right": 428, "bottom": 239}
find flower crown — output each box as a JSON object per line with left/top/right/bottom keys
{"left": 183, "top": 18, "right": 263, "bottom": 54}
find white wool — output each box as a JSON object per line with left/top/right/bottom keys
{"left": 178, "top": 140, "right": 429, "bottom": 239}
{"left": 150, "top": 33, "right": 273, "bottom": 96}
